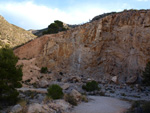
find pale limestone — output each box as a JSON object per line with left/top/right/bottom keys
{"left": 14, "top": 10, "right": 150, "bottom": 83}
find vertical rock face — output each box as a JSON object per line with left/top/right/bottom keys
{"left": 14, "top": 10, "right": 150, "bottom": 83}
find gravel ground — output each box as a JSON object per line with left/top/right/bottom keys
{"left": 71, "top": 96, "right": 131, "bottom": 113}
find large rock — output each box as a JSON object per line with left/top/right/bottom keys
{"left": 126, "top": 76, "right": 138, "bottom": 84}
{"left": 10, "top": 104, "right": 22, "bottom": 113}
{"left": 49, "top": 99, "right": 71, "bottom": 112}
{"left": 70, "top": 89, "right": 82, "bottom": 101}
{"left": 27, "top": 103, "right": 55, "bottom": 113}
{"left": 14, "top": 10, "right": 150, "bottom": 83}
{"left": 39, "top": 79, "right": 49, "bottom": 88}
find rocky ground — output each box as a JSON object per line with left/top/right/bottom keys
{"left": 1, "top": 83, "right": 149, "bottom": 113}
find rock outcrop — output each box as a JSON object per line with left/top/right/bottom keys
{"left": 0, "top": 15, "right": 36, "bottom": 48}
{"left": 14, "top": 10, "right": 150, "bottom": 83}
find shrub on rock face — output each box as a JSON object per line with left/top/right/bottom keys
{"left": 47, "top": 84, "right": 63, "bottom": 99}
{"left": 40, "top": 67, "right": 48, "bottom": 73}
{"left": 82, "top": 80, "right": 99, "bottom": 92}
{"left": 143, "top": 61, "right": 150, "bottom": 86}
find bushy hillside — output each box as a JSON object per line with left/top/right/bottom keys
{"left": 0, "top": 15, "right": 36, "bottom": 48}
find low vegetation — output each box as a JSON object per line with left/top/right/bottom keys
{"left": 43, "top": 20, "right": 67, "bottom": 35}
{"left": 40, "top": 67, "right": 48, "bottom": 73}
{"left": 82, "top": 80, "right": 100, "bottom": 92}
{"left": 64, "top": 94, "right": 77, "bottom": 106}
{"left": 47, "top": 84, "right": 63, "bottom": 99}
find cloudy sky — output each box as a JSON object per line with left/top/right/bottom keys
{"left": 0, "top": 0, "right": 149, "bottom": 30}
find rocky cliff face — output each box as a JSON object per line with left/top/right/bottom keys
{"left": 14, "top": 10, "right": 150, "bottom": 83}
{"left": 0, "top": 15, "right": 36, "bottom": 48}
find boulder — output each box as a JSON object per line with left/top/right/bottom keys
{"left": 55, "top": 100, "right": 71, "bottom": 111}
{"left": 126, "top": 76, "right": 137, "bottom": 84}
{"left": 27, "top": 103, "right": 56, "bottom": 113}
{"left": 27, "top": 103, "right": 43, "bottom": 113}
{"left": 70, "top": 89, "right": 82, "bottom": 101}
{"left": 48, "top": 99, "right": 71, "bottom": 112}
{"left": 39, "top": 79, "right": 49, "bottom": 88}
{"left": 111, "top": 76, "right": 118, "bottom": 84}
{"left": 10, "top": 104, "right": 22, "bottom": 113}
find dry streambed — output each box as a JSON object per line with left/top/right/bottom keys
{"left": 71, "top": 96, "right": 131, "bottom": 113}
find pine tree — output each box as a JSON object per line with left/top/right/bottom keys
{"left": 143, "top": 61, "right": 150, "bottom": 86}
{"left": 0, "top": 48, "right": 23, "bottom": 105}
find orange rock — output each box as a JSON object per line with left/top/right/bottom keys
{"left": 14, "top": 10, "right": 150, "bottom": 83}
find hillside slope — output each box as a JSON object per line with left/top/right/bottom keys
{"left": 0, "top": 15, "right": 36, "bottom": 48}
{"left": 14, "top": 10, "right": 150, "bottom": 84}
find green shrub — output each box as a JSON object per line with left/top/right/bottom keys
{"left": 64, "top": 94, "right": 77, "bottom": 106}
{"left": 40, "top": 67, "right": 48, "bottom": 73}
{"left": 143, "top": 61, "right": 150, "bottom": 86}
{"left": 82, "top": 80, "right": 99, "bottom": 92}
{"left": 43, "top": 20, "right": 67, "bottom": 35}
{"left": 54, "top": 20, "right": 63, "bottom": 27}
{"left": 47, "top": 84, "right": 63, "bottom": 99}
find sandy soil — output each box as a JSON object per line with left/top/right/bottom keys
{"left": 71, "top": 96, "right": 131, "bottom": 113}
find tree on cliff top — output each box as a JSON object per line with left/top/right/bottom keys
{"left": 43, "top": 20, "right": 67, "bottom": 35}
{"left": 0, "top": 48, "right": 23, "bottom": 105}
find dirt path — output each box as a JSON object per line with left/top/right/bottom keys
{"left": 71, "top": 96, "right": 131, "bottom": 113}
{"left": 17, "top": 87, "right": 47, "bottom": 93}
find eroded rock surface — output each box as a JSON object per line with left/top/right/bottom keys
{"left": 14, "top": 10, "right": 150, "bottom": 83}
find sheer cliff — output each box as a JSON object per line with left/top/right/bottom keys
{"left": 14, "top": 10, "right": 150, "bottom": 83}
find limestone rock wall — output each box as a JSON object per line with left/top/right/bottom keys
{"left": 14, "top": 10, "right": 150, "bottom": 83}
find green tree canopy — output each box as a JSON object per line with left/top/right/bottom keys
{"left": 54, "top": 20, "right": 63, "bottom": 27}
{"left": 43, "top": 20, "right": 67, "bottom": 35}
{"left": 0, "top": 48, "right": 23, "bottom": 105}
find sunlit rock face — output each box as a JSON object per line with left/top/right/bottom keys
{"left": 14, "top": 10, "right": 150, "bottom": 83}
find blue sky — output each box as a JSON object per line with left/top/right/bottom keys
{"left": 0, "top": 0, "right": 150, "bottom": 30}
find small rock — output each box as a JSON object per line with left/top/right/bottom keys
{"left": 62, "top": 83, "right": 70, "bottom": 90}
{"left": 111, "top": 76, "right": 118, "bottom": 84}
{"left": 69, "top": 76, "right": 81, "bottom": 83}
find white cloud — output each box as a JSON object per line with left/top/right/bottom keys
{"left": 0, "top": 1, "right": 110, "bottom": 30}
{"left": 137, "top": 0, "right": 150, "bottom": 1}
